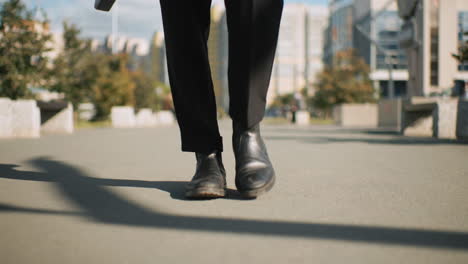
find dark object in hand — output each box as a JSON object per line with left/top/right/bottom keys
{"left": 95, "top": 0, "right": 116, "bottom": 11}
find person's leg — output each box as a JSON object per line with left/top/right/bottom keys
{"left": 225, "top": 0, "right": 283, "bottom": 198}
{"left": 224, "top": 0, "right": 283, "bottom": 128}
{"left": 159, "top": 0, "right": 222, "bottom": 154}
{"left": 160, "top": 0, "right": 226, "bottom": 198}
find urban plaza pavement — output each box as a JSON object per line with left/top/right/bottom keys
{"left": 1, "top": 120, "right": 468, "bottom": 264}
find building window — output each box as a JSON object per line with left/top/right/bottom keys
{"left": 375, "top": 11, "right": 407, "bottom": 70}
{"left": 458, "top": 11, "right": 468, "bottom": 71}
{"left": 379, "top": 80, "right": 407, "bottom": 98}
{"left": 429, "top": 0, "right": 439, "bottom": 84}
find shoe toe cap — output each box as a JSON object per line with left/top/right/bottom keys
{"left": 236, "top": 166, "right": 274, "bottom": 191}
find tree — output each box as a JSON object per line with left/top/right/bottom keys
{"left": 48, "top": 21, "right": 93, "bottom": 107}
{"left": 270, "top": 92, "right": 296, "bottom": 110}
{"left": 132, "top": 70, "right": 158, "bottom": 111}
{"left": 313, "top": 50, "right": 374, "bottom": 116}
{"left": 91, "top": 54, "right": 135, "bottom": 120}
{"left": 49, "top": 22, "right": 138, "bottom": 120}
{"left": 0, "top": 0, "right": 52, "bottom": 99}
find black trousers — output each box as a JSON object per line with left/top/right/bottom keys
{"left": 159, "top": 0, "right": 283, "bottom": 153}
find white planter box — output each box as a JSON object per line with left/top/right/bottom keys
{"left": 111, "top": 106, "right": 136, "bottom": 128}
{"left": 334, "top": 103, "right": 378, "bottom": 128}
{"left": 11, "top": 100, "right": 40, "bottom": 138}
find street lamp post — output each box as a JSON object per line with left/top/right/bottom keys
{"left": 355, "top": 21, "right": 396, "bottom": 99}
{"left": 304, "top": 11, "right": 310, "bottom": 100}
{"left": 111, "top": 2, "right": 119, "bottom": 54}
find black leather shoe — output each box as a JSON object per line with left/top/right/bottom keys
{"left": 185, "top": 151, "right": 226, "bottom": 198}
{"left": 233, "top": 122, "right": 275, "bottom": 198}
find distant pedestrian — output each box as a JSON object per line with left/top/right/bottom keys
{"left": 291, "top": 103, "right": 298, "bottom": 124}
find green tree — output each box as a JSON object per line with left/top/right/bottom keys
{"left": 313, "top": 50, "right": 374, "bottom": 116}
{"left": 270, "top": 92, "right": 295, "bottom": 108}
{"left": 0, "top": 0, "right": 52, "bottom": 99}
{"left": 48, "top": 21, "right": 93, "bottom": 107}
{"left": 91, "top": 54, "right": 135, "bottom": 120}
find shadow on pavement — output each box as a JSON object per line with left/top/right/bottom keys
{"left": 264, "top": 135, "right": 468, "bottom": 145}
{"left": 0, "top": 163, "right": 242, "bottom": 201}
{"left": 262, "top": 126, "right": 468, "bottom": 145}
{"left": 317, "top": 136, "right": 468, "bottom": 145}
{"left": 1, "top": 159, "right": 468, "bottom": 250}
{"left": 263, "top": 126, "right": 399, "bottom": 136}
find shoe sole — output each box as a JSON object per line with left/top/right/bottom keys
{"left": 185, "top": 187, "right": 226, "bottom": 199}
{"left": 238, "top": 174, "right": 275, "bottom": 199}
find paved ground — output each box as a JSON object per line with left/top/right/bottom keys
{"left": 1, "top": 120, "right": 468, "bottom": 264}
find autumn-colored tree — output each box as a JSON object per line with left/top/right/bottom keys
{"left": 133, "top": 70, "right": 172, "bottom": 112}
{"left": 0, "top": 0, "right": 52, "bottom": 99}
{"left": 313, "top": 49, "right": 375, "bottom": 116}
{"left": 91, "top": 54, "right": 135, "bottom": 120}
{"left": 133, "top": 70, "right": 156, "bottom": 111}
{"left": 49, "top": 21, "right": 137, "bottom": 120}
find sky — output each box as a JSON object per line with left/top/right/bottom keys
{"left": 0, "top": 0, "right": 328, "bottom": 40}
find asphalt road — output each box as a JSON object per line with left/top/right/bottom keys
{"left": 1, "top": 120, "right": 468, "bottom": 263}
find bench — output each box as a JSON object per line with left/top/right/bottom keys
{"left": 402, "top": 97, "right": 468, "bottom": 140}
{"left": 401, "top": 97, "right": 437, "bottom": 137}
